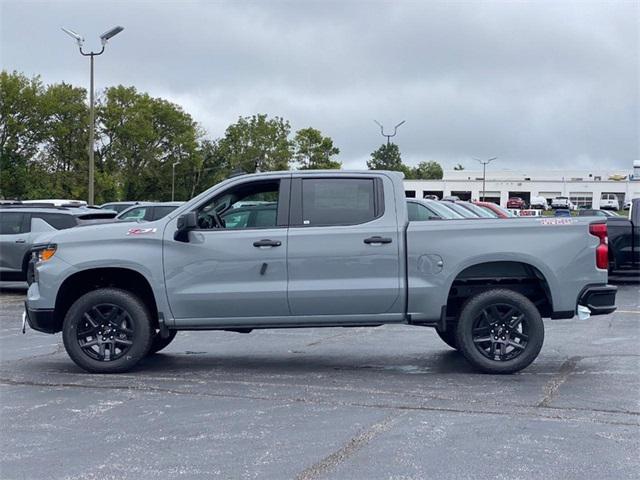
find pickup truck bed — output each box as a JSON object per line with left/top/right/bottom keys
{"left": 24, "top": 170, "right": 617, "bottom": 374}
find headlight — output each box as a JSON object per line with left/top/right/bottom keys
{"left": 32, "top": 244, "right": 57, "bottom": 262}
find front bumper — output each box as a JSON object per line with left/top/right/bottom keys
{"left": 578, "top": 284, "right": 617, "bottom": 315}
{"left": 24, "top": 302, "right": 58, "bottom": 334}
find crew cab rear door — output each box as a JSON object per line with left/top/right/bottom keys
{"left": 286, "top": 174, "right": 403, "bottom": 319}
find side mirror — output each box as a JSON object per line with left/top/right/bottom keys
{"left": 174, "top": 212, "right": 197, "bottom": 242}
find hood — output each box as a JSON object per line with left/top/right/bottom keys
{"left": 49, "top": 218, "right": 166, "bottom": 247}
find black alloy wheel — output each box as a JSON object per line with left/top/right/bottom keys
{"left": 455, "top": 289, "right": 544, "bottom": 374}
{"left": 471, "top": 304, "right": 528, "bottom": 361}
{"left": 76, "top": 304, "right": 135, "bottom": 362}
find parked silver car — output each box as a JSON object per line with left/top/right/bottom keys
{"left": 0, "top": 205, "right": 117, "bottom": 281}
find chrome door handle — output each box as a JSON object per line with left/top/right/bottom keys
{"left": 15, "top": 239, "right": 26, "bottom": 244}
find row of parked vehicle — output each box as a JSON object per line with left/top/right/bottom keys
{"left": 0, "top": 200, "right": 184, "bottom": 282}
{"left": 505, "top": 194, "right": 628, "bottom": 211}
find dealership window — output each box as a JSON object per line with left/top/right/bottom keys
{"left": 451, "top": 190, "right": 472, "bottom": 201}
{"left": 405, "top": 190, "right": 416, "bottom": 198}
{"left": 539, "top": 192, "right": 561, "bottom": 204}
{"left": 423, "top": 190, "right": 443, "bottom": 200}
{"left": 569, "top": 192, "right": 593, "bottom": 208}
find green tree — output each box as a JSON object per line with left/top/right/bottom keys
{"left": 0, "top": 71, "right": 47, "bottom": 199}
{"left": 218, "top": 114, "right": 293, "bottom": 173}
{"left": 293, "top": 127, "right": 341, "bottom": 169}
{"left": 39, "top": 82, "right": 89, "bottom": 199}
{"left": 367, "top": 143, "right": 405, "bottom": 172}
{"left": 411, "top": 161, "right": 443, "bottom": 180}
{"left": 97, "top": 85, "right": 201, "bottom": 202}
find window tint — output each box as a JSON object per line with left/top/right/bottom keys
{"left": 0, "top": 213, "right": 25, "bottom": 234}
{"left": 302, "top": 178, "right": 376, "bottom": 226}
{"left": 152, "top": 206, "right": 178, "bottom": 220}
{"left": 33, "top": 213, "right": 77, "bottom": 230}
{"left": 198, "top": 180, "right": 280, "bottom": 230}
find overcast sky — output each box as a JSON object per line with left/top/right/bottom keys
{"left": 1, "top": 0, "right": 638, "bottom": 170}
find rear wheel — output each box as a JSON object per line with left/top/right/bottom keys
{"left": 456, "top": 289, "right": 544, "bottom": 374}
{"left": 435, "top": 326, "right": 458, "bottom": 350}
{"left": 62, "top": 288, "right": 153, "bottom": 373}
{"left": 148, "top": 330, "right": 177, "bottom": 355}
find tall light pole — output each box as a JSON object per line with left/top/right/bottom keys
{"left": 62, "top": 26, "right": 124, "bottom": 205}
{"left": 374, "top": 120, "right": 406, "bottom": 145}
{"left": 172, "top": 161, "right": 180, "bottom": 201}
{"left": 474, "top": 156, "right": 497, "bottom": 201}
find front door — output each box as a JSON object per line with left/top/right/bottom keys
{"left": 286, "top": 175, "right": 402, "bottom": 317}
{"left": 163, "top": 177, "right": 290, "bottom": 323}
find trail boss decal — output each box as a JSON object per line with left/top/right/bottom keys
{"left": 127, "top": 227, "right": 157, "bottom": 235}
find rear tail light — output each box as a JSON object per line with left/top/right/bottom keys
{"left": 589, "top": 222, "right": 608, "bottom": 270}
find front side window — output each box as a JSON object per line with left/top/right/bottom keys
{"left": 0, "top": 213, "right": 25, "bottom": 234}
{"left": 197, "top": 180, "right": 280, "bottom": 230}
{"left": 301, "top": 178, "right": 377, "bottom": 226}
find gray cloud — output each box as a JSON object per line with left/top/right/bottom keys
{"left": 1, "top": 0, "right": 638, "bottom": 169}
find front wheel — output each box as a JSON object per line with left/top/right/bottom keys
{"left": 62, "top": 288, "right": 153, "bottom": 373}
{"left": 456, "top": 289, "right": 544, "bottom": 374}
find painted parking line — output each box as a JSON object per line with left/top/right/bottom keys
{"left": 615, "top": 310, "right": 640, "bottom": 314}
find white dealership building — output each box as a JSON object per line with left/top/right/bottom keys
{"left": 403, "top": 160, "right": 640, "bottom": 209}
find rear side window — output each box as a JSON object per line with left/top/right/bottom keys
{"left": 33, "top": 213, "right": 77, "bottom": 230}
{"left": 0, "top": 212, "right": 25, "bottom": 234}
{"left": 301, "top": 178, "right": 378, "bottom": 226}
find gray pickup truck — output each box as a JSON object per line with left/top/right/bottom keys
{"left": 24, "top": 171, "right": 617, "bottom": 374}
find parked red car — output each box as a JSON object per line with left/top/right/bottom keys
{"left": 473, "top": 201, "right": 514, "bottom": 218}
{"left": 507, "top": 197, "right": 527, "bottom": 209}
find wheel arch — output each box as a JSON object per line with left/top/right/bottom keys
{"left": 53, "top": 267, "right": 159, "bottom": 333}
{"left": 444, "top": 260, "right": 555, "bottom": 320}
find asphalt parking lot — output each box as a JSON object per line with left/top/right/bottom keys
{"left": 1, "top": 282, "right": 638, "bottom": 480}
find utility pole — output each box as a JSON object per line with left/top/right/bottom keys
{"left": 62, "top": 26, "right": 124, "bottom": 205}
{"left": 474, "top": 156, "right": 497, "bottom": 201}
{"left": 172, "top": 161, "right": 180, "bottom": 201}
{"left": 374, "top": 120, "right": 406, "bottom": 145}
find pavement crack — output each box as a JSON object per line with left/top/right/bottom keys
{"left": 537, "top": 356, "right": 582, "bottom": 408}
{"left": 295, "top": 412, "right": 405, "bottom": 480}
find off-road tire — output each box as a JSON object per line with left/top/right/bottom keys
{"left": 456, "top": 289, "right": 544, "bottom": 374}
{"left": 62, "top": 288, "right": 153, "bottom": 373}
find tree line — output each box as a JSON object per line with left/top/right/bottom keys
{"left": 0, "top": 70, "right": 443, "bottom": 203}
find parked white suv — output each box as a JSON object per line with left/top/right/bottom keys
{"left": 600, "top": 194, "right": 620, "bottom": 211}
{"left": 550, "top": 196, "right": 576, "bottom": 210}
{"left": 529, "top": 196, "right": 550, "bottom": 210}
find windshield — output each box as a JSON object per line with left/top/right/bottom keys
{"left": 422, "top": 200, "right": 464, "bottom": 219}
{"left": 460, "top": 202, "right": 498, "bottom": 218}
{"left": 440, "top": 201, "right": 478, "bottom": 218}
{"left": 491, "top": 204, "right": 516, "bottom": 217}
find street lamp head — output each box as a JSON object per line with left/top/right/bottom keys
{"left": 61, "top": 27, "right": 84, "bottom": 47}
{"left": 100, "top": 25, "right": 124, "bottom": 46}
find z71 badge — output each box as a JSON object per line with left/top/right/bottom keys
{"left": 127, "top": 227, "right": 157, "bottom": 235}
